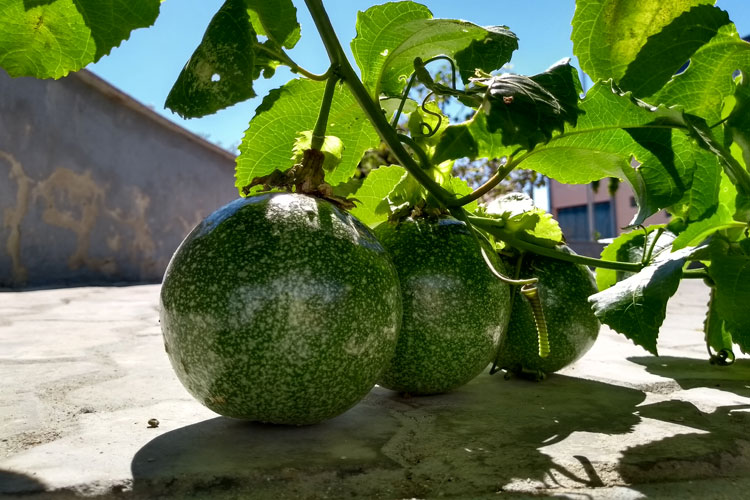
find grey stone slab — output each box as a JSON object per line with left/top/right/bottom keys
{"left": 2, "top": 279, "right": 750, "bottom": 499}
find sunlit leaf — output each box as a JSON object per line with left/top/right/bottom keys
{"left": 351, "top": 1, "right": 517, "bottom": 97}
{"left": 0, "top": 0, "right": 161, "bottom": 79}
{"left": 235, "top": 79, "right": 379, "bottom": 195}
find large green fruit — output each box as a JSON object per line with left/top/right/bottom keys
{"left": 160, "top": 193, "right": 402, "bottom": 425}
{"left": 374, "top": 217, "right": 511, "bottom": 395}
{"left": 496, "top": 251, "right": 600, "bottom": 376}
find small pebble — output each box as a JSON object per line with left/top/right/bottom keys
{"left": 147, "top": 418, "right": 159, "bottom": 428}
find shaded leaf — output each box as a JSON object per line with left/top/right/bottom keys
{"left": 704, "top": 287, "right": 734, "bottom": 355}
{"left": 235, "top": 79, "right": 379, "bottom": 195}
{"left": 589, "top": 246, "right": 696, "bottom": 355}
{"left": 596, "top": 225, "right": 672, "bottom": 290}
{"left": 727, "top": 71, "right": 750, "bottom": 170}
{"left": 474, "top": 59, "right": 583, "bottom": 150}
{"left": 166, "top": 0, "right": 301, "bottom": 118}
{"left": 708, "top": 238, "right": 750, "bottom": 353}
{"left": 0, "top": 0, "right": 161, "bottom": 79}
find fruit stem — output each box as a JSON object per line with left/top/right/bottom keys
{"left": 311, "top": 70, "right": 340, "bottom": 151}
{"left": 304, "top": 0, "right": 455, "bottom": 208}
{"left": 468, "top": 215, "right": 644, "bottom": 272}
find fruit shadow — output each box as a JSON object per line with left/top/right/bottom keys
{"left": 617, "top": 356, "right": 750, "bottom": 491}
{"left": 130, "top": 372, "right": 645, "bottom": 497}
{"left": 0, "top": 469, "right": 48, "bottom": 495}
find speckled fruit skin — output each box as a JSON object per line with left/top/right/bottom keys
{"left": 374, "top": 217, "right": 511, "bottom": 395}
{"left": 496, "top": 251, "right": 600, "bottom": 375}
{"left": 160, "top": 193, "right": 402, "bottom": 425}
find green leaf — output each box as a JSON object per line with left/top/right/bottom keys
{"left": 441, "top": 176, "right": 478, "bottom": 213}
{"left": 708, "top": 238, "right": 750, "bottom": 353}
{"left": 704, "top": 287, "right": 733, "bottom": 355}
{"left": 649, "top": 23, "right": 750, "bottom": 125}
{"left": 244, "top": 0, "right": 300, "bottom": 49}
{"left": 350, "top": 166, "right": 407, "bottom": 227}
{"left": 727, "top": 72, "right": 750, "bottom": 170}
{"left": 165, "top": 0, "right": 301, "bottom": 118}
{"left": 589, "top": 246, "right": 696, "bottom": 355}
{"left": 619, "top": 5, "right": 732, "bottom": 98}
{"left": 291, "top": 132, "right": 344, "bottom": 172}
{"left": 517, "top": 82, "right": 698, "bottom": 225}
{"left": 474, "top": 59, "right": 583, "bottom": 150}
{"left": 572, "top": 0, "right": 711, "bottom": 84}
{"left": 165, "top": 0, "right": 257, "bottom": 118}
{"left": 431, "top": 125, "right": 478, "bottom": 165}
{"left": 351, "top": 1, "right": 517, "bottom": 97}
{"left": 596, "top": 225, "right": 671, "bottom": 290}
{"left": 0, "top": 0, "right": 161, "bottom": 79}
{"left": 235, "top": 79, "right": 380, "bottom": 195}
{"left": 484, "top": 192, "right": 564, "bottom": 248}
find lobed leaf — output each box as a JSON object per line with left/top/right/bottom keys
{"left": 649, "top": 23, "right": 750, "bottom": 126}
{"left": 235, "top": 78, "right": 379, "bottom": 195}
{"left": 572, "top": 0, "right": 711, "bottom": 85}
{"left": 351, "top": 1, "right": 517, "bottom": 97}
{"left": 0, "top": 0, "right": 161, "bottom": 79}
{"left": 516, "top": 82, "right": 703, "bottom": 225}
{"left": 590, "top": 246, "right": 697, "bottom": 355}
{"left": 618, "top": 5, "right": 732, "bottom": 98}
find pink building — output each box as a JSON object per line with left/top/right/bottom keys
{"left": 548, "top": 178, "right": 670, "bottom": 256}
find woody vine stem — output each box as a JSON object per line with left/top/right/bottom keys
{"left": 303, "top": 0, "right": 650, "bottom": 274}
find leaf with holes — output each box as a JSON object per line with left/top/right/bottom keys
{"left": 166, "top": 0, "right": 301, "bottom": 118}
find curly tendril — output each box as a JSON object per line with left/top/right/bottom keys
{"left": 521, "top": 284, "right": 550, "bottom": 358}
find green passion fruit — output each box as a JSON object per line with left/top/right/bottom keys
{"left": 496, "top": 250, "right": 600, "bottom": 377}
{"left": 374, "top": 217, "right": 512, "bottom": 395}
{"left": 160, "top": 193, "right": 402, "bottom": 425}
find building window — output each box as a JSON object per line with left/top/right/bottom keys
{"left": 557, "top": 201, "right": 614, "bottom": 241}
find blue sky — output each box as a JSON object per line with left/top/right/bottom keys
{"left": 90, "top": 0, "right": 750, "bottom": 153}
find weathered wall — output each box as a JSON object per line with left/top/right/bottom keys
{"left": 0, "top": 69, "right": 238, "bottom": 288}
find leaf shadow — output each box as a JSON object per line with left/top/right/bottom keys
{"left": 617, "top": 356, "right": 750, "bottom": 490}
{"left": 628, "top": 355, "right": 750, "bottom": 398}
{"left": 130, "top": 373, "right": 645, "bottom": 498}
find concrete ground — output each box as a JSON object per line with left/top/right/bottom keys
{"left": 2, "top": 279, "right": 750, "bottom": 499}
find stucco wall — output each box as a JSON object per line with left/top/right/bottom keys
{"left": 0, "top": 69, "right": 238, "bottom": 288}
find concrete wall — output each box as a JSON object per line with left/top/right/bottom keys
{"left": 0, "top": 69, "right": 238, "bottom": 288}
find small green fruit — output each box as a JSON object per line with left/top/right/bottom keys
{"left": 375, "top": 217, "right": 511, "bottom": 395}
{"left": 496, "top": 250, "right": 600, "bottom": 376}
{"left": 160, "top": 193, "right": 402, "bottom": 425}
